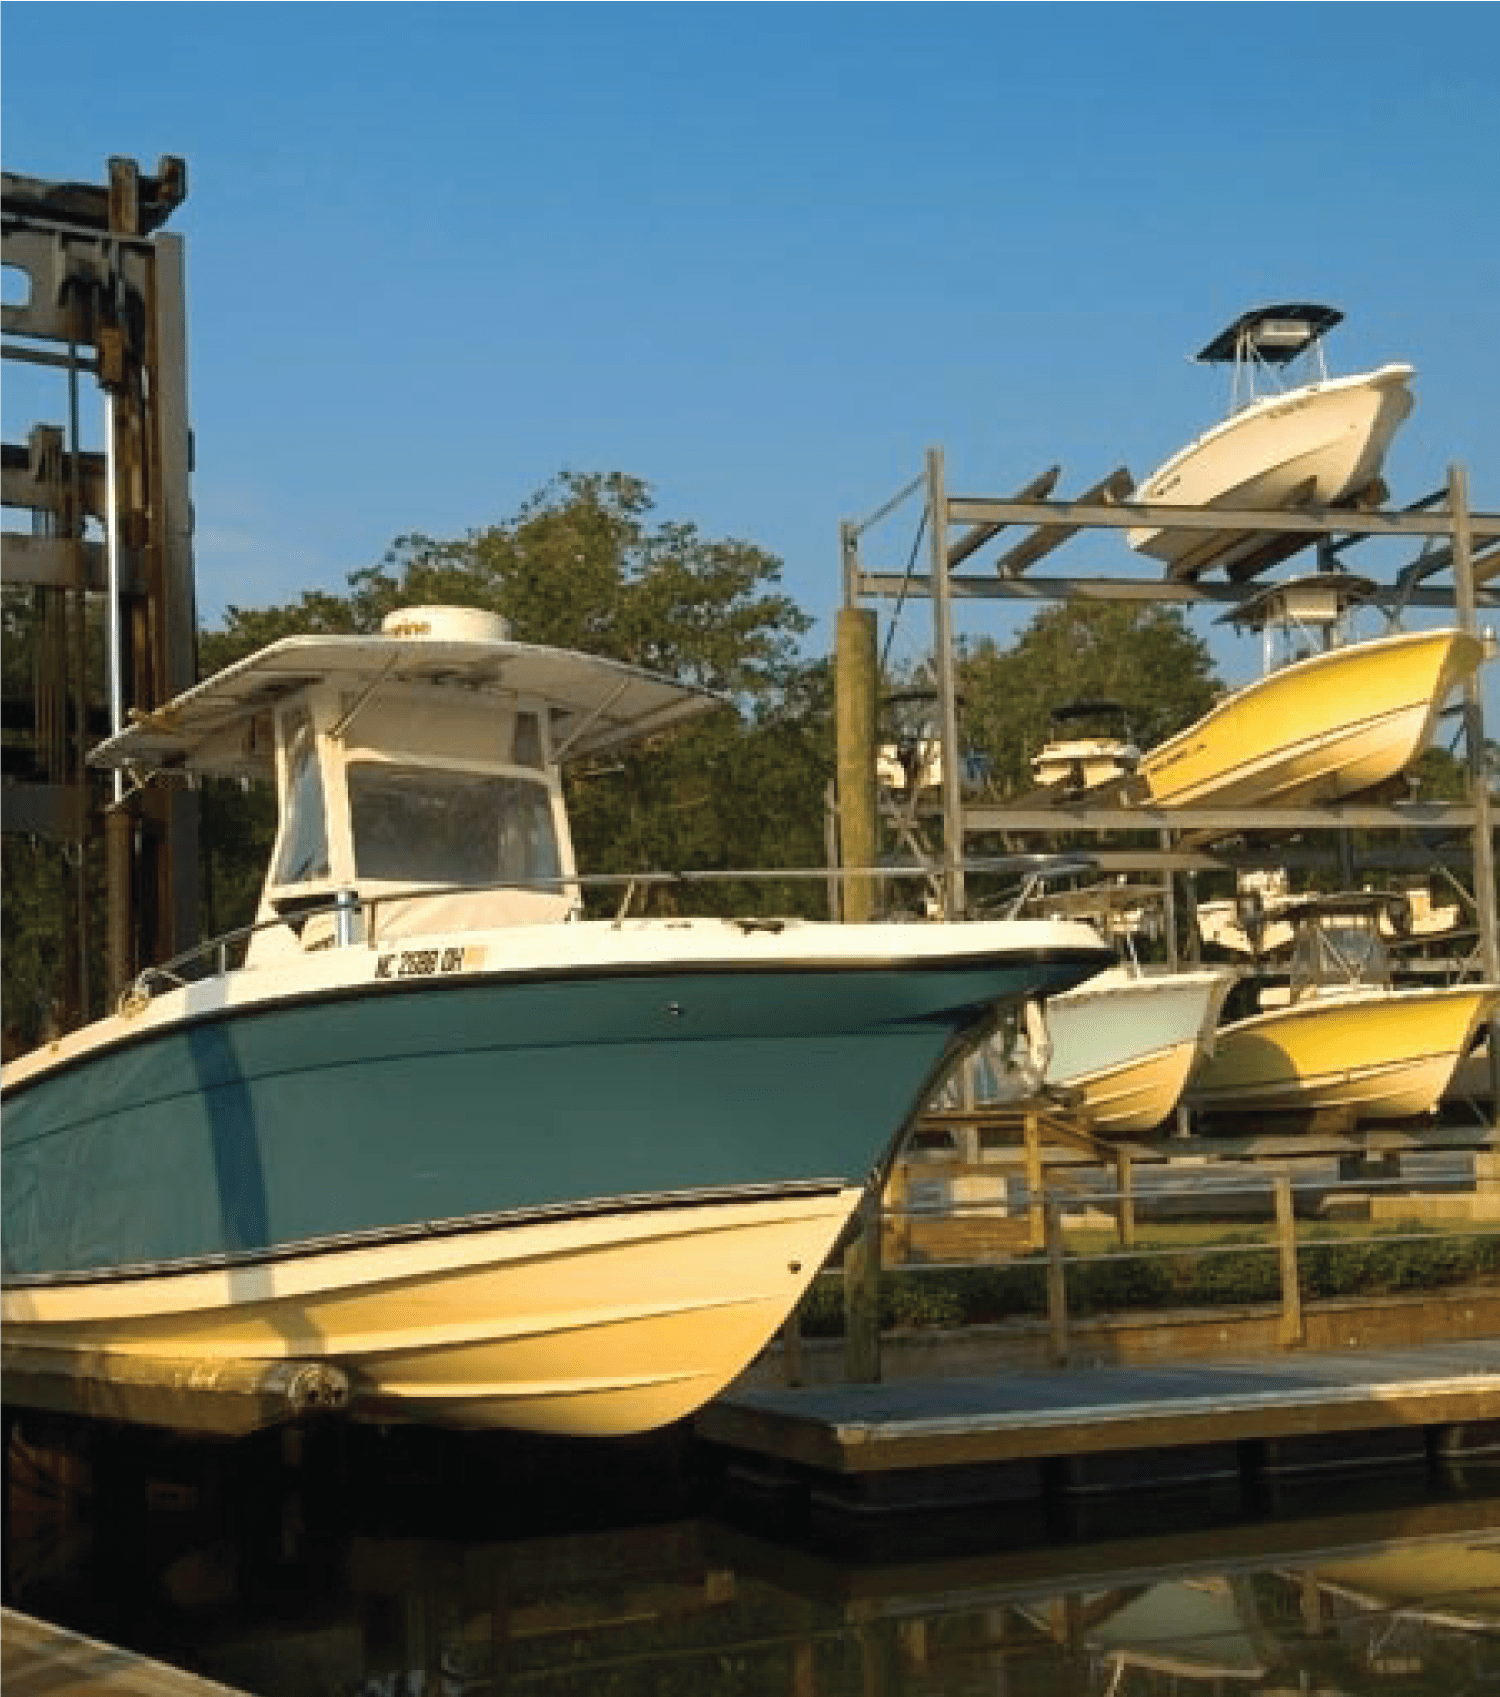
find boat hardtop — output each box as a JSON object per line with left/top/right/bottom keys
{"left": 83, "top": 606, "right": 737, "bottom": 962}
{"left": 92, "top": 604, "right": 727, "bottom": 780}
{"left": 1044, "top": 698, "right": 1137, "bottom": 737}
{"left": 1218, "top": 571, "right": 1378, "bottom": 635}
{"left": 1195, "top": 302, "right": 1345, "bottom": 367}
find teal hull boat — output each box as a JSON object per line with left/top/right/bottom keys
{"left": 1, "top": 608, "right": 1110, "bottom": 1434}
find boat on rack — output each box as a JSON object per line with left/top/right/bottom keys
{"left": 1137, "top": 573, "right": 1485, "bottom": 809}
{"left": 1127, "top": 303, "right": 1415, "bottom": 576}
{"left": 1, "top": 606, "right": 1112, "bottom": 1437}
{"left": 1198, "top": 868, "right": 1465, "bottom": 959}
{"left": 1029, "top": 700, "right": 1140, "bottom": 797}
{"left": 1032, "top": 963, "right": 1238, "bottom": 1137}
{"left": 972, "top": 883, "right": 1238, "bottom": 1137}
{"left": 1187, "top": 894, "right": 1499, "bottom": 1125}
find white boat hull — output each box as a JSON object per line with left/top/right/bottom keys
{"left": 0, "top": 1186, "right": 864, "bottom": 1436}
{"left": 1044, "top": 967, "right": 1236, "bottom": 1135}
{"left": 1128, "top": 365, "right": 1414, "bottom": 564}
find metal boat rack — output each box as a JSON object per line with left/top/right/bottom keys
{"left": 837, "top": 450, "right": 1497, "bottom": 919}
{"left": 833, "top": 446, "right": 1500, "bottom": 1125}
{"left": 2, "top": 156, "right": 200, "bottom": 1026}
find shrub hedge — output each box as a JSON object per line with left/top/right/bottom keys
{"left": 795, "top": 1224, "right": 1500, "bottom": 1338}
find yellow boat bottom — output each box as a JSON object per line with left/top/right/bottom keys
{"left": 0, "top": 1186, "right": 866, "bottom": 1437}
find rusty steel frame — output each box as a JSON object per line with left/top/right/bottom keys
{"left": 2, "top": 155, "right": 200, "bottom": 1026}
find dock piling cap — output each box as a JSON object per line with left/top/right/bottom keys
{"left": 381, "top": 605, "right": 512, "bottom": 643}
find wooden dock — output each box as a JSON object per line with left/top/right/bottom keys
{"left": 1, "top": 1607, "right": 250, "bottom": 1696}
{"left": 698, "top": 1340, "right": 1500, "bottom": 1509}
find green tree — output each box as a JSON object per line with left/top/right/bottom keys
{"left": 956, "top": 601, "right": 1221, "bottom": 797}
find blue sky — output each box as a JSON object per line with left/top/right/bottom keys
{"left": 4, "top": 3, "right": 1498, "bottom": 705}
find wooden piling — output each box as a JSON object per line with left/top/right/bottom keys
{"left": 1275, "top": 1173, "right": 1305, "bottom": 1347}
{"left": 843, "top": 1189, "right": 883, "bottom": 1384}
{"left": 1044, "top": 1196, "right": 1069, "bottom": 1368}
{"left": 834, "top": 605, "right": 879, "bottom": 923}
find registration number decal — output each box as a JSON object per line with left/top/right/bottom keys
{"left": 373, "top": 945, "right": 486, "bottom": 981}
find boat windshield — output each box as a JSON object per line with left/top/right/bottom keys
{"left": 348, "top": 762, "right": 563, "bottom": 889}
{"left": 271, "top": 709, "right": 331, "bottom": 885}
{"left": 1290, "top": 917, "right": 1392, "bottom": 999}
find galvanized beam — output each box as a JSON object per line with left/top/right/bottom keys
{"left": 855, "top": 572, "right": 1498, "bottom": 609}
{"left": 2, "top": 439, "right": 108, "bottom": 521}
{"left": 0, "top": 532, "right": 144, "bottom": 594}
{"left": 0, "top": 225, "right": 155, "bottom": 345}
{"left": 945, "top": 464, "right": 1059, "bottom": 570}
{"left": 2, "top": 157, "right": 186, "bottom": 236}
{"left": 947, "top": 493, "right": 1500, "bottom": 541}
{"left": 962, "top": 802, "right": 1477, "bottom": 833}
{"left": 1065, "top": 844, "right": 1484, "bottom": 876}
{"left": 927, "top": 448, "right": 964, "bottom": 917}
{"left": 147, "top": 229, "right": 201, "bottom": 962}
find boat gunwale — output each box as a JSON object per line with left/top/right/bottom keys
{"left": 1051, "top": 966, "right": 1237, "bottom": 1008}
{"left": 0, "top": 941, "right": 1113, "bottom": 1103}
{"left": 1203, "top": 981, "right": 1498, "bottom": 1046}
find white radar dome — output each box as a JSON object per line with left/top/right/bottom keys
{"left": 381, "top": 606, "right": 512, "bottom": 643}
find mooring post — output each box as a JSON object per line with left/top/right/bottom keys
{"left": 834, "top": 593, "right": 879, "bottom": 925}
{"left": 843, "top": 1189, "right": 883, "bottom": 1383}
{"left": 1115, "top": 1150, "right": 1137, "bottom": 1251}
{"left": 1448, "top": 463, "right": 1500, "bottom": 1112}
{"left": 1024, "top": 1111, "right": 1046, "bottom": 1250}
{"left": 1044, "top": 1193, "right": 1069, "bottom": 1368}
{"left": 1275, "top": 1172, "right": 1304, "bottom": 1347}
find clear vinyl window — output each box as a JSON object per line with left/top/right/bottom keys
{"left": 348, "top": 762, "right": 562, "bottom": 888}
{"left": 271, "top": 709, "right": 330, "bottom": 884}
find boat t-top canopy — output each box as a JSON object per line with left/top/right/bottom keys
{"left": 1217, "top": 571, "right": 1378, "bottom": 632}
{"left": 89, "top": 616, "right": 728, "bottom": 779}
{"left": 1196, "top": 303, "right": 1344, "bottom": 365}
{"left": 1046, "top": 699, "right": 1133, "bottom": 728}
{"left": 1038, "top": 880, "right": 1165, "bottom": 918}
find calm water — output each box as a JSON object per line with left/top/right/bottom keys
{"left": 7, "top": 1414, "right": 1500, "bottom": 1696}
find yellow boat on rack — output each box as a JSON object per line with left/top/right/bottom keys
{"left": 1139, "top": 576, "right": 1485, "bottom": 809}
{"left": 1189, "top": 896, "right": 1499, "bottom": 1124}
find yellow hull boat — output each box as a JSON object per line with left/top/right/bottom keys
{"left": 1189, "top": 984, "right": 1499, "bottom": 1123}
{"left": 1141, "top": 627, "right": 1484, "bottom": 808}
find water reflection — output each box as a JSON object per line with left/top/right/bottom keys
{"left": 6, "top": 1416, "right": 1500, "bottom": 1695}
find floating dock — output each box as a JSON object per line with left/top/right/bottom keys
{"left": 698, "top": 1340, "right": 1500, "bottom": 1512}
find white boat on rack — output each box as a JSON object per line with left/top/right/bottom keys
{"left": 972, "top": 883, "right": 1238, "bottom": 1138}
{"left": 1128, "top": 303, "right": 1415, "bottom": 575}
{"left": 1, "top": 605, "right": 1112, "bottom": 1437}
{"left": 1029, "top": 700, "right": 1141, "bottom": 796}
